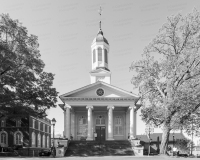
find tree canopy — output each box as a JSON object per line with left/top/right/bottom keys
{"left": 130, "top": 9, "right": 200, "bottom": 154}
{"left": 0, "top": 14, "right": 58, "bottom": 119}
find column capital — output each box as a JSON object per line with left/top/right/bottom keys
{"left": 64, "top": 104, "right": 71, "bottom": 110}
{"left": 129, "top": 105, "right": 136, "bottom": 110}
{"left": 86, "top": 105, "right": 93, "bottom": 110}
{"left": 107, "top": 105, "right": 114, "bottom": 110}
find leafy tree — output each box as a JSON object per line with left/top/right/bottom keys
{"left": 0, "top": 14, "right": 58, "bottom": 119}
{"left": 130, "top": 9, "right": 200, "bottom": 154}
{"left": 174, "top": 138, "right": 192, "bottom": 154}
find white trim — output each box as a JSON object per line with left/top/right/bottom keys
{"left": 0, "top": 131, "right": 8, "bottom": 147}
{"left": 59, "top": 81, "right": 139, "bottom": 99}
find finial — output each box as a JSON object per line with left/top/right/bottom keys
{"left": 98, "top": 6, "right": 102, "bottom": 30}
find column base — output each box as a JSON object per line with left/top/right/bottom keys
{"left": 86, "top": 137, "right": 93, "bottom": 141}
{"left": 107, "top": 138, "right": 114, "bottom": 140}
{"left": 130, "top": 136, "right": 137, "bottom": 140}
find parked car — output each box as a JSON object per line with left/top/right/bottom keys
{"left": 39, "top": 149, "right": 51, "bottom": 156}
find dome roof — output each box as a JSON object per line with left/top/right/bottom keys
{"left": 92, "top": 29, "right": 109, "bottom": 45}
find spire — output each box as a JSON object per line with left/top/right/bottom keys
{"left": 98, "top": 6, "right": 103, "bottom": 35}
{"left": 98, "top": 6, "right": 102, "bottom": 30}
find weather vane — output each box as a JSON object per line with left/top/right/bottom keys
{"left": 98, "top": 6, "right": 102, "bottom": 29}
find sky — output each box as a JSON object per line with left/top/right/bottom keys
{"left": 1, "top": 0, "right": 200, "bottom": 141}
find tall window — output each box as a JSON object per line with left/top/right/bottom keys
{"left": 98, "top": 47, "right": 102, "bottom": 62}
{"left": 33, "top": 119, "right": 35, "bottom": 128}
{"left": 0, "top": 132, "right": 7, "bottom": 145}
{"left": 37, "top": 133, "right": 41, "bottom": 147}
{"left": 32, "top": 132, "right": 36, "bottom": 147}
{"left": 47, "top": 136, "right": 49, "bottom": 148}
{"left": 47, "top": 126, "right": 49, "bottom": 133}
{"left": 43, "top": 124, "right": 45, "bottom": 132}
{"left": 96, "top": 115, "right": 105, "bottom": 125}
{"left": 15, "top": 132, "right": 22, "bottom": 145}
{"left": 93, "top": 49, "right": 96, "bottom": 63}
{"left": 78, "top": 116, "right": 87, "bottom": 137}
{"left": 104, "top": 49, "right": 108, "bottom": 63}
{"left": 114, "top": 116, "right": 123, "bottom": 135}
{"left": 42, "top": 135, "right": 45, "bottom": 148}
{"left": 38, "top": 122, "right": 40, "bottom": 130}
{"left": 1, "top": 120, "right": 5, "bottom": 127}
{"left": 16, "top": 120, "right": 21, "bottom": 127}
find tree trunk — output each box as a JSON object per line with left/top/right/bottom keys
{"left": 160, "top": 124, "right": 171, "bottom": 155}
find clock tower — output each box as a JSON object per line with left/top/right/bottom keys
{"left": 90, "top": 20, "right": 111, "bottom": 84}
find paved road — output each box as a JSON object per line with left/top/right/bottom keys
{"left": 0, "top": 156, "right": 198, "bottom": 160}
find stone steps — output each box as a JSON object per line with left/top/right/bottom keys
{"left": 65, "top": 140, "right": 134, "bottom": 156}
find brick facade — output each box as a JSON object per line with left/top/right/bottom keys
{"left": 0, "top": 115, "right": 51, "bottom": 152}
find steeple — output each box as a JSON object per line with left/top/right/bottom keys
{"left": 90, "top": 7, "right": 111, "bottom": 84}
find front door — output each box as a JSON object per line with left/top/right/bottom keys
{"left": 95, "top": 126, "right": 105, "bottom": 141}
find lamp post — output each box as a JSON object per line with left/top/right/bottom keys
{"left": 145, "top": 124, "right": 154, "bottom": 156}
{"left": 52, "top": 118, "right": 56, "bottom": 158}
{"left": 191, "top": 119, "right": 194, "bottom": 156}
{"left": 173, "top": 132, "right": 175, "bottom": 149}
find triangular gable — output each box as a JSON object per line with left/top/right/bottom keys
{"left": 59, "top": 81, "right": 139, "bottom": 99}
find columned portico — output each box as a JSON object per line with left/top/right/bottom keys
{"left": 107, "top": 105, "right": 114, "bottom": 140}
{"left": 129, "top": 105, "right": 136, "bottom": 139}
{"left": 86, "top": 105, "right": 93, "bottom": 140}
{"left": 64, "top": 104, "right": 71, "bottom": 139}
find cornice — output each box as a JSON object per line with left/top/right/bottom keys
{"left": 61, "top": 97, "right": 136, "bottom": 101}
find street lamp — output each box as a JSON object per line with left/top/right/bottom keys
{"left": 145, "top": 124, "right": 154, "bottom": 156}
{"left": 173, "top": 132, "right": 175, "bottom": 149}
{"left": 52, "top": 118, "right": 56, "bottom": 158}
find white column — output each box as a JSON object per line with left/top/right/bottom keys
{"left": 64, "top": 104, "right": 71, "bottom": 139}
{"left": 107, "top": 105, "right": 114, "bottom": 140}
{"left": 86, "top": 105, "right": 93, "bottom": 140}
{"left": 134, "top": 111, "right": 137, "bottom": 137}
{"left": 129, "top": 105, "right": 136, "bottom": 139}
{"left": 64, "top": 110, "right": 66, "bottom": 137}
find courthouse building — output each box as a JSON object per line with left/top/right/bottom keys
{"left": 59, "top": 21, "right": 140, "bottom": 141}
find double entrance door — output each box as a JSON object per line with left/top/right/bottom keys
{"left": 95, "top": 126, "right": 105, "bottom": 141}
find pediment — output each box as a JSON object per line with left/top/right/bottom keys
{"left": 60, "top": 81, "right": 139, "bottom": 99}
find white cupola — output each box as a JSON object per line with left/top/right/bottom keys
{"left": 90, "top": 21, "right": 111, "bottom": 84}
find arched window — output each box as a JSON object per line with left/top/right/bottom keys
{"left": 37, "top": 133, "right": 41, "bottom": 147}
{"left": 93, "top": 49, "right": 96, "bottom": 63}
{"left": 98, "top": 47, "right": 102, "bottom": 62}
{"left": 104, "top": 49, "right": 108, "bottom": 63}
{"left": 42, "top": 135, "right": 45, "bottom": 148}
{"left": 47, "top": 136, "right": 49, "bottom": 148}
{"left": 16, "top": 133, "right": 22, "bottom": 145}
{"left": 1, "top": 120, "right": 6, "bottom": 127}
{"left": 78, "top": 116, "right": 87, "bottom": 137}
{"left": 114, "top": 116, "right": 123, "bottom": 135}
{"left": 96, "top": 115, "right": 105, "bottom": 125}
{"left": 32, "top": 132, "right": 36, "bottom": 147}
{"left": 14, "top": 131, "right": 23, "bottom": 145}
{"left": 0, "top": 131, "right": 8, "bottom": 147}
